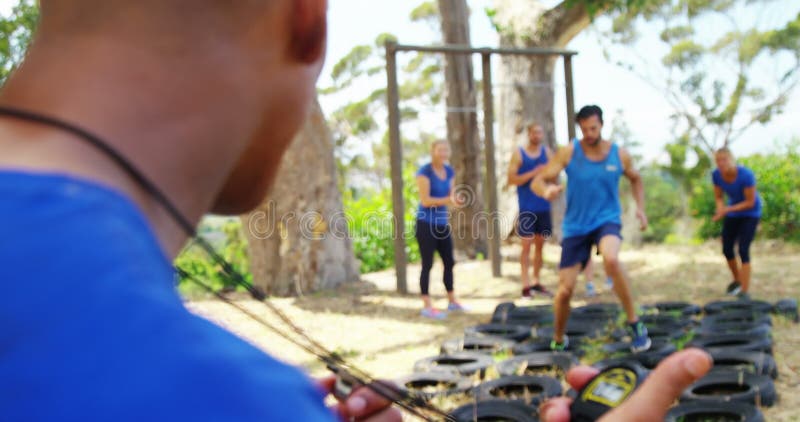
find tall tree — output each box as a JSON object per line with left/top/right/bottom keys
{"left": 597, "top": 1, "right": 800, "bottom": 185}
{"left": 437, "top": 0, "right": 487, "bottom": 257}
{"left": 489, "top": 0, "right": 602, "bottom": 239}
{"left": 242, "top": 100, "right": 360, "bottom": 296}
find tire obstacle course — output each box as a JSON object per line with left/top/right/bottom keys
{"left": 392, "top": 298, "right": 798, "bottom": 421}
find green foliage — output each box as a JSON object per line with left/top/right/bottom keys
{"left": 689, "top": 143, "right": 800, "bottom": 242}
{"left": 410, "top": 1, "right": 438, "bottom": 23}
{"left": 344, "top": 165, "right": 422, "bottom": 273}
{"left": 175, "top": 220, "right": 252, "bottom": 294}
{"left": 601, "top": 0, "right": 800, "bottom": 156}
{"left": 641, "top": 167, "right": 683, "bottom": 242}
{"left": 0, "top": 0, "right": 38, "bottom": 86}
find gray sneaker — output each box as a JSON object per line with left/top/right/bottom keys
{"left": 726, "top": 281, "right": 742, "bottom": 296}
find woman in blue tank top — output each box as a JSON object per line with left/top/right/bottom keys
{"left": 531, "top": 105, "right": 651, "bottom": 354}
{"left": 415, "top": 140, "right": 466, "bottom": 319}
{"left": 711, "top": 147, "right": 762, "bottom": 299}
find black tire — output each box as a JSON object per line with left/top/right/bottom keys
{"left": 773, "top": 298, "right": 799, "bottom": 323}
{"left": 704, "top": 299, "right": 774, "bottom": 315}
{"left": 473, "top": 375, "right": 563, "bottom": 405}
{"left": 535, "top": 321, "right": 604, "bottom": 340}
{"left": 680, "top": 371, "right": 777, "bottom": 406}
{"left": 507, "top": 305, "right": 554, "bottom": 326}
{"left": 572, "top": 303, "right": 620, "bottom": 322}
{"left": 441, "top": 335, "right": 517, "bottom": 355}
{"left": 594, "top": 342, "right": 677, "bottom": 370}
{"left": 694, "top": 321, "right": 771, "bottom": 338}
{"left": 642, "top": 301, "right": 702, "bottom": 316}
{"left": 413, "top": 352, "right": 496, "bottom": 379}
{"left": 601, "top": 338, "right": 673, "bottom": 355}
{"left": 639, "top": 314, "right": 695, "bottom": 330}
{"left": 393, "top": 372, "right": 473, "bottom": 400}
{"left": 665, "top": 401, "right": 764, "bottom": 422}
{"left": 465, "top": 323, "right": 532, "bottom": 342}
{"left": 687, "top": 333, "right": 773, "bottom": 354}
{"left": 512, "top": 339, "right": 586, "bottom": 357}
{"left": 491, "top": 302, "right": 517, "bottom": 323}
{"left": 700, "top": 310, "right": 772, "bottom": 328}
{"left": 448, "top": 399, "right": 539, "bottom": 422}
{"left": 496, "top": 352, "right": 578, "bottom": 377}
{"left": 646, "top": 325, "right": 690, "bottom": 342}
{"left": 708, "top": 349, "right": 778, "bottom": 379}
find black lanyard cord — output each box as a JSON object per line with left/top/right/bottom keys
{"left": 0, "top": 105, "right": 452, "bottom": 422}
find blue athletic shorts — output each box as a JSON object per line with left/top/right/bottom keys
{"left": 516, "top": 211, "right": 552, "bottom": 238}
{"left": 559, "top": 223, "right": 622, "bottom": 269}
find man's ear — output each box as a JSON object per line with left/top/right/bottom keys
{"left": 289, "top": 0, "right": 327, "bottom": 64}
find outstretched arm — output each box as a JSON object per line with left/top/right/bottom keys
{"left": 621, "top": 147, "right": 647, "bottom": 231}
{"left": 531, "top": 145, "right": 571, "bottom": 200}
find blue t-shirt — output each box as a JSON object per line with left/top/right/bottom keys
{"left": 416, "top": 163, "right": 454, "bottom": 226}
{"left": 712, "top": 165, "right": 762, "bottom": 218}
{"left": 0, "top": 171, "right": 335, "bottom": 422}
{"left": 516, "top": 146, "right": 551, "bottom": 213}
{"left": 563, "top": 141, "right": 623, "bottom": 238}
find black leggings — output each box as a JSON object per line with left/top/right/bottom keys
{"left": 416, "top": 221, "right": 454, "bottom": 295}
{"left": 722, "top": 216, "right": 759, "bottom": 263}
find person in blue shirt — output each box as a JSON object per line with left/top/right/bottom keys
{"left": 532, "top": 105, "right": 651, "bottom": 353}
{"left": 0, "top": 1, "right": 398, "bottom": 421}
{"left": 711, "top": 147, "right": 763, "bottom": 299}
{"left": 507, "top": 122, "right": 554, "bottom": 298}
{"left": 415, "top": 140, "right": 466, "bottom": 319}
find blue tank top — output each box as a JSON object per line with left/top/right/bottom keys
{"left": 563, "top": 141, "right": 623, "bottom": 237}
{"left": 712, "top": 166, "right": 762, "bottom": 218}
{"left": 416, "top": 163, "right": 455, "bottom": 227}
{"left": 516, "top": 146, "right": 551, "bottom": 212}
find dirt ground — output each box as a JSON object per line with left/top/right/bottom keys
{"left": 187, "top": 241, "right": 800, "bottom": 420}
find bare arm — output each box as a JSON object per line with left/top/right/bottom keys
{"left": 507, "top": 149, "right": 537, "bottom": 186}
{"left": 621, "top": 147, "right": 648, "bottom": 231}
{"left": 713, "top": 186, "right": 725, "bottom": 211}
{"left": 416, "top": 175, "right": 452, "bottom": 207}
{"left": 531, "top": 145, "right": 571, "bottom": 199}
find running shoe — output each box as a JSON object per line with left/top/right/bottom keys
{"left": 726, "top": 281, "right": 742, "bottom": 296}
{"left": 420, "top": 308, "right": 447, "bottom": 320}
{"left": 629, "top": 320, "right": 652, "bottom": 353}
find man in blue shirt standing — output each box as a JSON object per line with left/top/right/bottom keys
{"left": 507, "top": 122, "right": 554, "bottom": 299}
{"left": 0, "top": 1, "right": 398, "bottom": 421}
{"left": 532, "top": 105, "right": 651, "bottom": 353}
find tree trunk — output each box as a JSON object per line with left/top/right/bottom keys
{"left": 492, "top": 0, "right": 591, "bottom": 241}
{"left": 242, "top": 99, "right": 359, "bottom": 296}
{"left": 438, "top": 0, "right": 488, "bottom": 258}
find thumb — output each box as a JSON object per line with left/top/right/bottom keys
{"left": 600, "top": 349, "right": 712, "bottom": 422}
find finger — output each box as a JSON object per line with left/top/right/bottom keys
{"left": 600, "top": 348, "right": 712, "bottom": 421}
{"left": 345, "top": 381, "right": 399, "bottom": 418}
{"left": 565, "top": 366, "right": 600, "bottom": 390}
{"left": 357, "top": 406, "right": 402, "bottom": 422}
{"left": 539, "top": 397, "right": 573, "bottom": 422}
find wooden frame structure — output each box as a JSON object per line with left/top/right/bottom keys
{"left": 385, "top": 41, "right": 577, "bottom": 293}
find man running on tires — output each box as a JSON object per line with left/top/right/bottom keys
{"left": 532, "top": 105, "right": 651, "bottom": 353}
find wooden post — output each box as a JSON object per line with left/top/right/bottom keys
{"left": 385, "top": 40, "right": 407, "bottom": 294}
{"left": 564, "top": 55, "right": 576, "bottom": 141}
{"left": 481, "top": 51, "right": 502, "bottom": 278}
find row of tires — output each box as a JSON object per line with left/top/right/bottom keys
{"left": 398, "top": 298, "right": 796, "bottom": 420}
